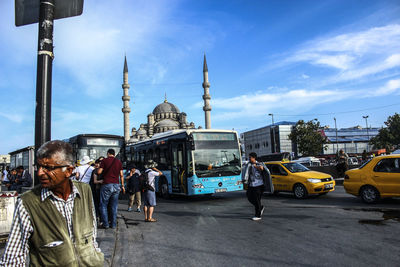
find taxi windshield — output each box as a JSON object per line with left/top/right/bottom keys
{"left": 282, "top": 162, "right": 310, "bottom": 173}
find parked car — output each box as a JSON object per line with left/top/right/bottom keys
{"left": 347, "top": 157, "right": 359, "bottom": 165}
{"left": 343, "top": 154, "right": 400, "bottom": 203}
{"left": 265, "top": 161, "right": 335, "bottom": 199}
{"left": 292, "top": 157, "right": 321, "bottom": 167}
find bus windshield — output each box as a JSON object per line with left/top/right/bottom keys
{"left": 192, "top": 132, "right": 241, "bottom": 178}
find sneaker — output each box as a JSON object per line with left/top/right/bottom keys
{"left": 136, "top": 208, "right": 141, "bottom": 212}
{"left": 127, "top": 207, "right": 132, "bottom": 212}
{"left": 251, "top": 217, "right": 261, "bottom": 221}
{"left": 260, "top": 206, "right": 265, "bottom": 217}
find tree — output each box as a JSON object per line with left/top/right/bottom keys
{"left": 289, "top": 119, "right": 327, "bottom": 156}
{"left": 370, "top": 113, "right": 400, "bottom": 152}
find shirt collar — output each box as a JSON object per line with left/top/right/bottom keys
{"left": 40, "top": 182, "right": 81, "bottom": 202}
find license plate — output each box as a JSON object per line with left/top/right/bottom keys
{"left": 215, "top": 188, "right": 227, "bottom": 193}
{"left": 324, "top": 183, "right": 333, "bottom": 189}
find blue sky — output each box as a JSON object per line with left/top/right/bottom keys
{"left": 1, "top": 0, "right": 400, "bottom": 154}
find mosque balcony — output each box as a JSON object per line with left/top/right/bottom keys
{"left": 202, "top": 82, "right": 210, "bottom": 88}
{"left": 202, "top": 94, "right": 211, "bottom": 100}
{"left": 122, "top": 95, "right": 131, "bottom": 101}
{"left": 122, "top": 84, "right": 130, "bottom": 89}
{"left": 203, "top": 105, "right": 212, "bottom": 111}
{"left": 122, "top": 107, "right": 131, "bottom": 113}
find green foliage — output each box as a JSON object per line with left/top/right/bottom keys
{"left": 288, "top": 119, "right": 327, "bottom": 156}
{"left": 370, "top": 113, "right": 400, "bottom": 152}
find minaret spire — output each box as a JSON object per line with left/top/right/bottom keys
{"left": 202, "top": 53, "right": 212, "bottom": 129}
{"left": 122, "top": 55, "right": 131, "bottom": 142}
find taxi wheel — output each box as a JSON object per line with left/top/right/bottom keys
{"left": 293, "top": 184, "right": 308, "bottom": 199}
{"left": 360, "top": 185, "right": 380, "bottom": 204}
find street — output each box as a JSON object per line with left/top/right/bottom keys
{"left": 1, "top": 185, "right": 399, "bottom": 266}
{"left": 111, "top": 185, "right": 400, "bottom": 266}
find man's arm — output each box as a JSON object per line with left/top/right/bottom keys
{"left": 0, "top": 199, "right": 33, "bottom": 267}
{"left": 120, "top": 170, "right": 125, "bottom": 193}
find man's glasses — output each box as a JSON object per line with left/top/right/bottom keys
{"left": 34, "top": 164, "right": 70, "bottom": 172}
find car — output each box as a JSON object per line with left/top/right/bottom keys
{"left": 343, "top": 154, "right": 400, "bottom": 204}
{"left": 265, "top": 161, "right": 335, "bottom": 199}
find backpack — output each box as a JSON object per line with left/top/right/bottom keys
{"left": 142, "top": 169, "right": 155, "bottom": 192}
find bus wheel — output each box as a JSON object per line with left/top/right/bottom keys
{"left": 159, "top": 178, "right": 170, "bottom": 199}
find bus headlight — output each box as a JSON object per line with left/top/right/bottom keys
{"left": 192, "top": 184, "right": 204, "bottom": 188}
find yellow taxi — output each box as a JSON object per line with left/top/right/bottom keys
{"left": 265, "top": 161, "right": 335, "bottom": 199}
{"left": 343, "top": 154, "right": 400, "bottom": 204}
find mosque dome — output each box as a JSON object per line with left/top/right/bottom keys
{"left": 156, "top": 119, "right": 179, "bottom": 128}
{"left": 153, "top": 100, "right": 180, "bottom": 114}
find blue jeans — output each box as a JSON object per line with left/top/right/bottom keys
{"left": 99, "top": 183, "right": 120, "bottom": 228}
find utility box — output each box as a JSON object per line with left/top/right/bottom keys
{"left": 0, "top": 191, "right": 18, "bottom": 236}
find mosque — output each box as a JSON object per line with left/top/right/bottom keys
{"left": 121, "top": 55, "right": 212, "bottom": 143}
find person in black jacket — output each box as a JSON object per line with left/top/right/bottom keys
{"left": 242, "top": 152, "right": 273, "bottom": 221}
{"left": 126, "top": 165, "right": 142, "bottom": 212}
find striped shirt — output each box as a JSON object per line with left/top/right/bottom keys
{"left": 0, "top": 184, "right": 100, "bottom": 267}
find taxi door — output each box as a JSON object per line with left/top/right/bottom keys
{"left": 267, "top": 164, "right": 289, "bottom": 191}
{"left": 372, "top": 158, "right": 400, "bottom": 195}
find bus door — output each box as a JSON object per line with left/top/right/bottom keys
{"left": 171, "top": 142, "right": 187, "bottom": 194}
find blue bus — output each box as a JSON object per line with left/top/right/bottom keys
{"left": 125, "top": 129, "right": 243, "bottom": 197}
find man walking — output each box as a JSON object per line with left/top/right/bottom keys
{"left": 98, "top": 149, "right": 125, "bottom": 229}
{"left": 0, "top": 140, "right": 104, "bottom": 266}
{"left": 242, "top": 152, "right": 273, "bottom": 221}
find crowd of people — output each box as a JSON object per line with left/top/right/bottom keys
{"left": 1, "top": 165, "right": 32, "bottom": 192}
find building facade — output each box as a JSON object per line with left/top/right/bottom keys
{"left": 321, "top": 126, "right": 379, "bottom": 154}
{"left": 241, "top": 122, "right": 296, "bottom": 160}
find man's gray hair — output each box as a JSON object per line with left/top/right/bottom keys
{"left": 37, "top": 140, "right": 74, "bottom": 166}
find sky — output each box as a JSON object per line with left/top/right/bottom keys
{"left": 1, "top": 0, "right": 400, "bottom": 154}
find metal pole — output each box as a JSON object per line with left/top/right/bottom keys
{"left": 269, "top": 114, "right": 276, "bottom": 153}
{"left": 334, "top": 117, "right": 338, "bottom": 153}
{"left": 34, "top": 0, "right": 54, "bottom": 184}
{"left": 363, "top": 116, "right": 369, "bottom": 152}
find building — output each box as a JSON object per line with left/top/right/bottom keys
{"left": 128, "top": 98, "right": 196, "bottom": 143}
{"left": 241, "top": 122, "right": 296, "bottom": 160}
{"left": 321, "top": 126, "right": 379, "bottom": 154}
{"left": 124, "top": 55, "right": 211, "bottom": 143}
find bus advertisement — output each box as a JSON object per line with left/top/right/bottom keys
{"left": 126, "top": 129, "right": 243, "bottom": 197}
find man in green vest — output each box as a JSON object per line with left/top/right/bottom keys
{"left": 0, "top": 140, "right": 104, "bottom": 266}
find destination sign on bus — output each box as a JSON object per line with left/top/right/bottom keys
{"left": 86, "top": 139, "right": 119, "bottom": 146}
{"left": 193, "top": 133, "right": 235, "bottom": 141}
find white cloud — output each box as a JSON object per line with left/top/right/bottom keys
{"left": 199, "top": 88, "right": 357, "bottom": 121}
{"left": 301, "top": 74, "right": 310, "bottom": 79}
{"left": 286, "top": 24, "right": 400, "bottom": 78}
{"left": 373, "top": 79, "right": 400, "bottom": 96}
{"left": 0, "top": 112, "right": 23, "bottom": 123}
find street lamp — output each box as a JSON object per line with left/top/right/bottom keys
{"left": 268, "top": 113, "right": 277, "bottom": 153}
{"left": 363, "top": 115, "right": 369, "bottom": 151}
{"left": 334, "top": 117, "right": 339, "bottom": 154}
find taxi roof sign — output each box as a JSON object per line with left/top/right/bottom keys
{"left": 15, "top": 0, "right": 84, "bottom": 26}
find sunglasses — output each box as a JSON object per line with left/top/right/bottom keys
{"left": 34, "top": 164, "right": 70, "bottom": 172}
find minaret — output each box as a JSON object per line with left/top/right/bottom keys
{"left": 202, "top": 54, "right": 212, "bottom": 129}
{"left": 122, "top": 56, "right": 131, "bottom": 142}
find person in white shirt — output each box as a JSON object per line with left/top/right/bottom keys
{"left": 74, "top": 156, "right": 94, "bottom": 184}
{"left": 1, "top": 167, "right": 9, "bottom": 183}
{"left": 143, "top": 160, "right": 162, "bottom": 222}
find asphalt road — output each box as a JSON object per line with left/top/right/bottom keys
{"left": 114, "top": 186, "right": 400, "bottom": 267}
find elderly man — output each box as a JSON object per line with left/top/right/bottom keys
{"left": 0, "top": 140, "right": 104, "bottom": 266}
{"left": 242, "top": 152, "right": 273, "bottom": 221}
